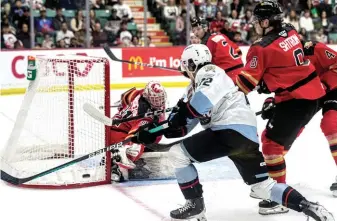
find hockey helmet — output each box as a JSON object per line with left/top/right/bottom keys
{"left": 253, "top": 0, "right": 283, "bottom": 22}
{"left": 180, "top": 44, "right": 212, "bottom": 79}
{"left": 191, "top": 17, "right": 208, "bottom": 29}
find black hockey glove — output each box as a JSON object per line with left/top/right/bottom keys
{"left": 257, "top": 80, "right": 271, "bottom": 94}
{"left": 164, "top": 126, "right": 187, "bottom": 138}
{"left": 131, "top": 122, "right": 160, "bottom": 145}
{"left": 261, "top": 97, "right": 275, "bottom": 120}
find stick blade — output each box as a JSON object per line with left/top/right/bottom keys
{"left": 1, "top": 170, "right": 20, "bottom": 185}
{"left": 83, "top": 102, "right": 112, "bottom": 126}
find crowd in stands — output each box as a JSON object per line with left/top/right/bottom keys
{"left": 1, "top": 0, "right": 337, "bottom": 49}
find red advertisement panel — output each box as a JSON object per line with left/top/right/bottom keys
{"left": 122, "top": 47, "right": 185, "bottom": 77}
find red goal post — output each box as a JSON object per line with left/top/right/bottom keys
{"left": 1, "top": 55, "right": 112, "bottom": 189}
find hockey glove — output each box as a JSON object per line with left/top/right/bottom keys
{"left": 261, "top": 97, "right": 275, "bottom": 120}
{"left": 168, "top": 99, "right": 201, "bottom": 128}
{"left": 164, "top": 126, "right": 187, "bottom": 138}
{"left": 257, "top": 80, "right": 271, "bottom": 94}
{"left": 131, "top": 122, "right": 160, "bottom": 145}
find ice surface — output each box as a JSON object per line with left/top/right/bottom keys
{"left": 0, "top": 88, "right": 336, "bottom": 221}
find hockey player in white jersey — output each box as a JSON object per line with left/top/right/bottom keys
{"left": 132, "top": 44, "right": 335, "bottom": 221}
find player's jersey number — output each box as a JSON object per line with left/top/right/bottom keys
{"left": 211, "top": 35, "right": 240, "bottom": 59}
{"left": 293, "top": 48, "right": 305, "bottom": 66}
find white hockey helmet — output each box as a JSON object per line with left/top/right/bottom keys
{"left": 180, "top": 44, "right": 212, "bottom": 79}
{"left": 143, "top": 81, "right": 167, "bottom": 110}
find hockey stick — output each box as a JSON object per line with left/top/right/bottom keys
{"left": 0, "top": 121, "right": 168, "bottom": 186}
{"left": 103, "top": 44, "right": 179, "bottom": 72}
{"left": 256, "top": 110, "right": 262, "bottom": 116}
{"left": 83, "top": 102, "right": 176, "bottom": 126}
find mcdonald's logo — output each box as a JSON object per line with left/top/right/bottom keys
{"left": 128, "top": 56, "right": 144, "bottom": 71}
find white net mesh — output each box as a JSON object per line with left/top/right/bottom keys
{"left": 0, "top": 55, "right": 111, "bottom": 188}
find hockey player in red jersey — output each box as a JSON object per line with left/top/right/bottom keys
{"left": 300, "top": 40, "right": 337, "bottom": 196}
{"left": 191, "top": 17, "right": 244, "bottom": 82}
{"left": 236, "top": 0, "right": 326, "bottom": 214}
{"left": 108, "top": 81, "right": 167, "bottom": 182}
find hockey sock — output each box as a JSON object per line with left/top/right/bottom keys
{"left": 262, "top": 131, "right": 286, "bottom": 183}
{"left": 321, "top": 110, "right": 337, "bottom": 166}
{"left": 265, "top": 156, "right": 286, "bottom": 183}
{"left": 175, "top": 164, "right": 203, "bottom": 199}
{"left": 270, "top": 183, "right": 305, "bottom": 212}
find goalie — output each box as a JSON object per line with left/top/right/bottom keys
{"left": 108, "top": 81, "right": 167, "bottom": 182}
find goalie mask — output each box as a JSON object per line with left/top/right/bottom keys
{"left": 143, "top": 81, "right": 167, "bottom": 110}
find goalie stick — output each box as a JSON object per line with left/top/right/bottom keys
{"left": 0, "top": 121, "right": 168, "bottom": 186}
{"left": 103, "top": 44, "right": 179, "bottom": 72}
{"left": 83, "top": 102, "right": 177, "bottom": 126}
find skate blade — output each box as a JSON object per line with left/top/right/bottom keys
{"left": 171, "top": 211, "right": 207, "bottom": 221}
{"left": 259, "top": 206, "right": 289, "bottom": 215}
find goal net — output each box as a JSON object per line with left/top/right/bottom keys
{"left": 0, "top": 55, "right": 111, "bottom": 188}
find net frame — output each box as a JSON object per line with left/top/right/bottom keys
{"left": 1, "top": 55, "right": 112, "bottom": 189}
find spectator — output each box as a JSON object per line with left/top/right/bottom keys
{"left": 35, "top": 7, "right": 54, "bottom": 36}
{"left": 105, "top": 8, "right": 121, "bottom": 43}
{"left": 53, "top": 8, "right": 66, "bottom": 31}
{"left": 16, "top": 23, "right": 30, "bottom": 48}
{"left": 92, "top": 22, "right": 108, "bottom": 47}
{"left": 42, "top": 33, "right": 55, "bottom": 49}
{"left": 175, "top": 9, "right": 186, "bottom": 44}
{"left": 145, "top": 36, "right": 155, "bottom": 47}
{"left": 317, "top": 0, "right": 332, "bottom": 17}
{"left": 300, "top": 9, "right": 314, "bottom": 32}
{"left": 232, "top": 31, "right": 248, "bottom": 46}
{"left": 57, "top": 39, "right": 66, "bottom": 48}
{"left": 163, "top": 0, "right": 179, "bottom": 21}
{"left": 56, "top": 22, "right": 75, "bottom": 47}
{"left": 116, "top": 21, "right": 132, "bottom": 44}
{"left": 283, "top": 8, "right": 300, "bottom": 31}
{"left": 178, "top": 0, "right": 196, "bottom": 19}
{"left": 316, "top": 28, "right": 328, "bottom": 43}
{"left": 130, "top": 35, "right": 140, "bottom": 47}
{"left": 89, "top": 9, "right": 101, "bottom": 31}
{"left": 69, "top": 37, "right": 83, "bottom": 47}
{"left": 106, "top": 0, "right": 118, "bottom": 9}
{"left": 299, "top": 27, "right": 308, "bottom": 41}
{"left": 317, "top": 10, "right": 332, "bottom": 34}
{"left": 92, "top": 0, "right": 106, "bottom": 9}
{"left": 230, "top": 0, "right": 243, "bottom": 16}
{"left": 242, "top": 9, "right": 253, "bottom": 24}
{"left": 228, "top": 9, "right": 241, "bottom": 29}
{"left": 11, "top": 0, "right": 26, "bottom": 28}
{"left": 199, "top": 0, "right": 216, "bottom": 22}
{"left": 210, "top": 11, "right": 225, "bottom": 33}
{"left": 220, "top": 20, "right": 234, "bottom": 40}
{"left": 2, "top": 3, "right": 11, "bottom": 20}
{"left": 113, "top": 0, "right": 133, "bottom": 22}
{"left": 70, "top": 10, "right": 84, "bottom": 33}
{"left": 17, "top": 7, "right": 30, "bottom": 31}
{"left": 1, "top": 24, "right": 17, "bottom": 49}
{"left": 2, "top": 14, "right": 17, "bottom": 35}
{"left": 216, "top": 0, "right": 229, "bottom": 18}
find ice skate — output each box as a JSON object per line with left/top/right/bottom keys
{"left": 170, "top": 197, "right": 207, "bottom": 221}
{"left": 250, "top": 189, "right": 263, "bottom": 199}
{"left": 300, "top": 200, "right": 335, "bottom": 221}
{"left": 258, "top": 200, "right": 289, "bottom": 215}
{"left": 330, "top": 176, "right": 337, "bottom": 197}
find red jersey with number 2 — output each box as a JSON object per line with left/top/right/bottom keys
{"left": 206, "top": 33, "right": 244, "bottom": 81}
{"left": 236, "top": 24, "right": 325, "bottom": 103}
{"left": 303, "top": 41, "right": 337, "bottom": 91}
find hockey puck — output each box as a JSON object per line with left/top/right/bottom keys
{"left": 82, "top": 174, "right": 91, "bottom": 179}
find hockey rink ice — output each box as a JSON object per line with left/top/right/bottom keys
{"left": 0, "top": 88, "right": 336, "bottom": 221}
